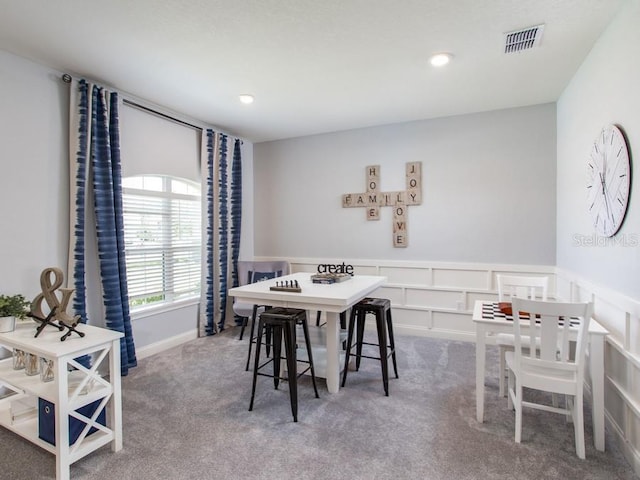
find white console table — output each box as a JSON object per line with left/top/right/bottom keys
{"left": 0, "top": 321, "right": 123, "bottom": 480}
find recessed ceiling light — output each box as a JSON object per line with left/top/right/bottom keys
{"left": 239, "top": 94, "right": 254, "bottom": 105}
{"left": 429, "top": 53, "right": 453, "bottom": 67}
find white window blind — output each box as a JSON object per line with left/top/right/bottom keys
{"left": 122, "top": 175, "right": 201, "bottom": 311}
{"left": 119, "top": 103, "right": 201, "bottom": 181}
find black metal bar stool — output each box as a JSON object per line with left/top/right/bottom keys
{"left": 249, "top": 307, "right": 319, "bottom": 422}
{"left": 341, "top": 297, "right": 398, "bottom": 396}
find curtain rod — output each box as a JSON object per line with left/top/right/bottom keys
{"left": 62, "top": 73, "right": 242, "bottom": 140}
{"left": 122, "top": 98, "right": 202, "bottom": 132}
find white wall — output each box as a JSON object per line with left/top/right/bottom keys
{"left": 254, "top": 104, "right": 557, "bottom": 265}
{"left": 557, "top": 0, "right": 640, "bottom": 472}
{"left": 557, "top": 0, "right": 640, "bottom": 300}
{"left": 0, "top": 50, "right": 69, "bottom": 296}
{"left": 0, "top": 49, "right": 255, "bottom": 353}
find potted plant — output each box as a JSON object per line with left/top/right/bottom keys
{"left": 0, "top": 294, "right": 32, "bottom": 333}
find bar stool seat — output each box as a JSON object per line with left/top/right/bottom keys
{"left": 341, "top": 297, "right": 398, "bottom": 396}
{"left": 249, "top": 307, "right": 319, "bottom": 422}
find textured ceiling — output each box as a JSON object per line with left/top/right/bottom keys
{"left": 0, "top": 0, "right": 627, "bottom": 142}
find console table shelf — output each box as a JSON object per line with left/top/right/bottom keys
{"left": 0, "top": 321, "right": 123, "bottom": 480}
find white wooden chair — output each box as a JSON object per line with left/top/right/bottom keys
{"left": 505, "top": 297, "right": 593, "bottom": 459}
{"left": 496, "top": 274, "right": 549, "bottom": 396}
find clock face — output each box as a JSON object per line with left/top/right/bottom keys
{"left": 586, "top": 125, "right": 631, "bottom": 237}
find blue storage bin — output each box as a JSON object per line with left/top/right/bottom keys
{"left": 38, "top": 398, "right": 106, "bottom": 446}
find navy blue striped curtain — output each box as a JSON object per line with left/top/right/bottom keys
{"left": 230, "top": 139, "right": 243, "bottom": 299}
{"left": 68, "top": 79, "right": 137, "bottom": 375}
{"left": 198, "top": 131, "right": 242, "bottom": 335}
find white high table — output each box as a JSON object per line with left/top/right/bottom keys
{"left": 228, "top": 272, "right": 386, "bottom": 393}
{"left": 472, "top": 300, "right": 609, "bottom": 451}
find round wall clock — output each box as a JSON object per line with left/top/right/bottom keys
{"left": 586, "top": 124, "right": 631, "bottom": 237}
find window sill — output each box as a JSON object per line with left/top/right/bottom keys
{"left": 130, "top": 298, "right": 199, "bottom": 320}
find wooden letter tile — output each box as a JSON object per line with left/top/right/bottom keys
{"left": 367, "top": 165, "right": 380, "bottom": 192}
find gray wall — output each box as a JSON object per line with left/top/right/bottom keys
{"left": 0, "top": 50, "right": 69, "bottom": 297}
{"left": 557, "top": 0, "right": 640, "bottom": 300}
{"left": 254, "top": 104, "right": 557, "bottom": 265}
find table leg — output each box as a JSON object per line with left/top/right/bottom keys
{"left": 589, "top": 334, "right": 605, "bottom": 451}
{"left": 110, "top": 339, "right": 123, "bottom": 452}
{"left": 476, "top": 323, "right": 487, "bottom": 423}
{"left": 325, "top": 311, "right": 340, "bottom": 393}
{"left": 55, "top": 357, "right": 71, "bottom": 480}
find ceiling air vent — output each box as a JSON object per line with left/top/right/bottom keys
{"left": 504, "top": 24, "right": 545, "bottom": 53}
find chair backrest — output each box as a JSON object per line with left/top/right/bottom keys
{"left": 511, "top": 297, "right": 593, "bottom": 377}
{"left": 236, "top": 260, "right": 290, "bottom": 287}
{"left": 497, "top": 274, "right": 549, "bottom": 302}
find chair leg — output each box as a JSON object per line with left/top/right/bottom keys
{"left": 272, "top": 325, "right": 283, "bottom": 390}
{"left": 340, "top": 311, "right": 347, "bottom": 350}
{"left": 316, "top": 310, "right": 322, "bottom": 326}
{"left": 375, "top": 311, "right": 390, "bottom": 396}
{"left": 499, "top": 346, "right": 507, "bottom": 397}
{"left": 238, "top": 316, "right": 248, "bottom": 340}
{"left": 283, "top": 320, "right": 298, "bottom": 422}
{"left": 574, "top": 391, "right": 586, "bottom": 459}
{"left": 264, "top": 306, "right": 273, "bottom": 358}
{"left": 301, "top": 317, "right": 320, "bottom": 399}
{"left": 340, "top": 311, "right": 347, "bottom": 330}
{"left": 355, "top": 310, "right": 366, "bottom": 370}
{"left": 564, "top": 395, "right": 572, "bottom": 423}
{"left": 386, "top": 308, "right": 399, "bottom": 379}
{"left": 245, "top": 305, "right": 260, "bottom": 371}
{"left": 514, "top": 381, "right": 523, "bottom": 444}
{"left": 507, "top": 366, "right": 514, "bottom": 411}
{"left": 341, "top": 308, "right": 357, "bottom": 387}
{"left": 249, "top": 319, "right": 265, "bottom": 411}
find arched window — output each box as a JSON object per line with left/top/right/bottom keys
{"left": 122, "top": 175, "right": 201, "bottom": 312}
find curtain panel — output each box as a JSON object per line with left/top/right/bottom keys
{"left": 68, "top": 79, "right": 137, "bottom": 375}
{"left": 198, "top": 132, "right": 242, "bottom": 336}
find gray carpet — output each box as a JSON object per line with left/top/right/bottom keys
{"left": 0, "top": 328, "right": 637, "bottom": 480}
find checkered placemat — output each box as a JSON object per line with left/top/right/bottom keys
{"left": 481, "top": 302, "right": 580, "bottom": 327}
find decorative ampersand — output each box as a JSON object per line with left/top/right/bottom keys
{"left": 30, "top": 267, "right": 84, "bottom": 340}
{"left": 31, "top": 267, "right": 76, "bottom": 323}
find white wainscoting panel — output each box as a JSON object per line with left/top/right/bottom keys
{"left": 432, "top": 268, "right": 488, "bottom": 290}
{"left": 379, "top": 266, "right": 430, "bottom": 285}
{"left": 372, "top": 286, "right": 404, "bottom": 305}
{"left": 405, "top": 288, "right": 462, "bottom": 310}
{"left": 279, "top": 257, "right": 555, "bottom": 340}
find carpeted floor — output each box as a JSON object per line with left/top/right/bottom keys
{"left": 0, "top": 328, "right": 637, "bottom": 479}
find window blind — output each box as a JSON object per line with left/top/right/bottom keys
{"left": 122, "top": 176, "right": 201, "bottom": 310}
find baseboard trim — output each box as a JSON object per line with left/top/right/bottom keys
{"left": 136, "top": 329, "right": 198, "bottom": 360}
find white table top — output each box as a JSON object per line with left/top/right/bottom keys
{"left": 0, "top": 321, "right": 123, "bottom": 358}
{"left": 228, "top": 272, "right": 387, "bottom": 312}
